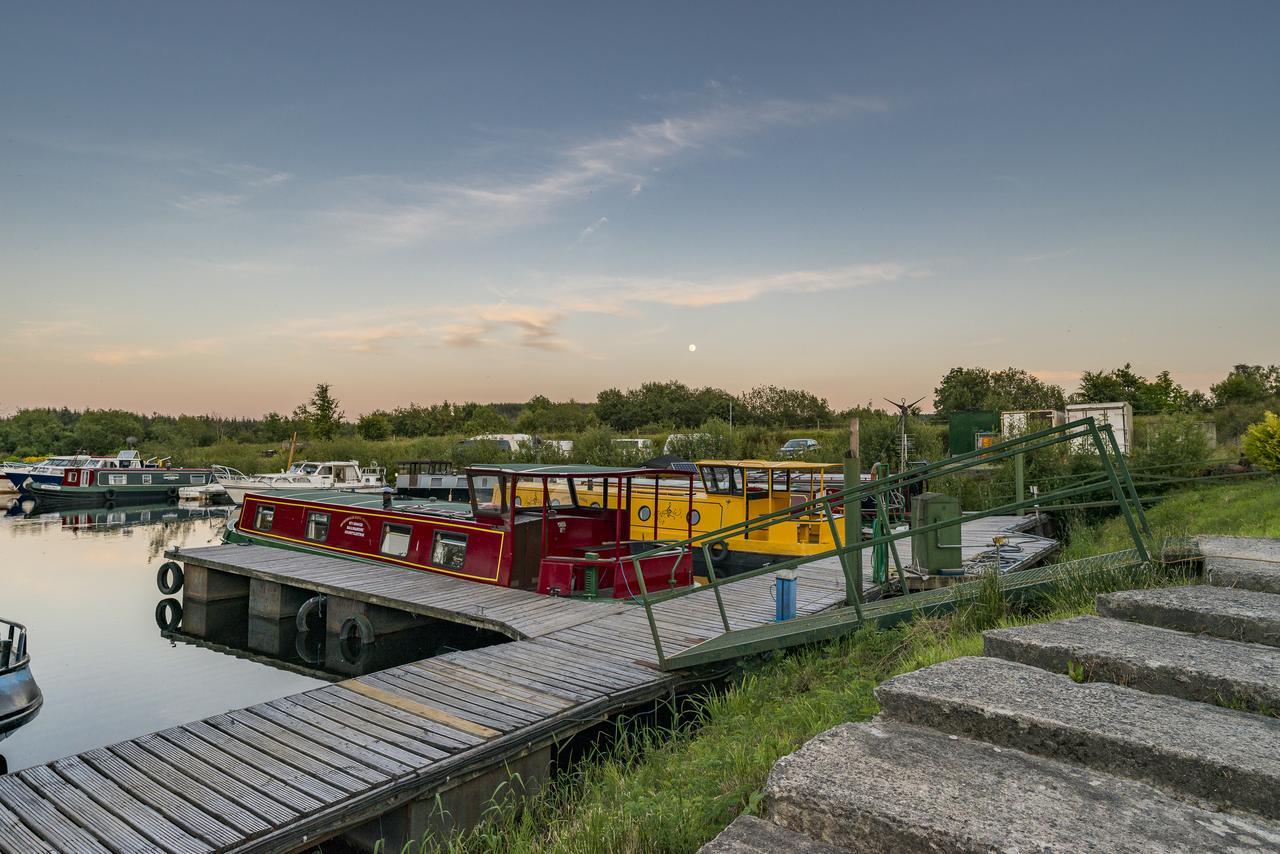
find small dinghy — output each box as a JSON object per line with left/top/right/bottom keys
{"left": 0, "top": 619, "right": 41, "bottom": 748}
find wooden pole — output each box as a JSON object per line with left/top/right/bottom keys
{"left": 285, "top": 432, "right": 297, "bottom": 471}
{"left": 842, "top": 417, "right": 862, "bottom": 607}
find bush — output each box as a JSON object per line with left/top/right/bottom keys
{"left": 1130, "top": 414, "right": 1211, "bottom": 484}
{"left": 1242, "top": 412, "right": 1280, "bottom": 473}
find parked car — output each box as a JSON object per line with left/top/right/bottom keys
{"left": 779, "top": 438, "right": 819, "bottom": 458}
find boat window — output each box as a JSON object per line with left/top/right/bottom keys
{"left": 318, "top": 466, "right": 333, "bottom": 477}
{"left": 515, "top": 476, "right": 573, "bottom": 509}
{"left": 108, "top": 473, "right": 128, "bottom": 486}
{"left": 191, "top": 475, "right": 206, "bottom": 484}
{"left": 470, "top": 474, "right": 509, "bottom": 517}
{"left": 380, "top": 523, "right": 413, "bottom": 557}
{"left": 141, "top": 474, "right": 152, "bottom": 484}
{"left": 255, "top": 505, "right": 275, "bottom": 531}
{"left": 431, "top": 531, "right": 467, "bottom": 570}
{"left": 701, "top": 466, "right": 743, "bottom": 496}
{"left": 305, "top": 512, "right": 330, "bottom": 542}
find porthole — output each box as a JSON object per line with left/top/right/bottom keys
{"left": 514, "top": 495, "right": 522, "bottom": 507}
{"left": 590, "top": 501, "right": 601, "bottom": 508}
{"left": 551, "top": 498, "right": 561, "bottom": 506}
{"left": 688, "top": 509, "right": 701, "bottom": 525}
{"left": 638, "top": 505, "right": 652, "bottom": 522}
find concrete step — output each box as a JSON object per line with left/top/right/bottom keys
{"left": 1199, "top": 536, "right": 1280, "bottom": 564}
{"left": 698, "top": 815, "right": 848, "bottom": 853}
{"left": 1097, "top": 585, "right": 1280, "bottom": 647}
{"left": 875, "top": 655, "right": 1280, "bottom": 819}
{"left": 765, "top": 719, "right": 1280, "bottom": 853}
{"left": 983, "top": 615, "right": 1280, "bottom": 713}
{"left": 1209, "top": 557, "right": 1280, "bottom": 595}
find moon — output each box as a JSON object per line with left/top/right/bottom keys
{"left": 688, "top": 344, "right": 697, "bottom": 352}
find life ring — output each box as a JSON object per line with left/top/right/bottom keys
{"left": 104, "top": 488, "right": 116, "bottom": 500}
{"left": 156, "top": 561, "right": 184, "bottom": 594}
{"left": 155, "top": 598, "right": 182, "bottom": 631}
{"left": 295, "top": 594, "right": 327, "bottom": 633}
{"left": 338, "top": 614, "right": 375, "bottom": 665}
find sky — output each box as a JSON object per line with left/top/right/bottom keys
{"left": 1, "top": 2, "right": 1277, "bottom": 417}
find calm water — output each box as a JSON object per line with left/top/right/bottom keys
{"left": 0, "top": 499, "right": 325, "bottom": 772}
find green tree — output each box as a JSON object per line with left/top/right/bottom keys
{"left": 356, "top": 411, "right": 393, "bottom": 441}
{"left": 1074, "top": 364, "right": 1194, "bottom": 412}
{"left": 1, "top": 409, "right": 68, "bottom": 455}
{"left": 74, "top": 409, "right": 145, "bottom": 454}
{"left": 739, "top": 385, "right": 833, "bottom": 427}
{"left": 461, "top": 405, "right": 509, "bottom": 435}
{"left": 934, "top": 367, "right": 1064, "bottom": 414}
{"left": 295, "top": 383, "right": 344, "bottom": 440}
{"left": 1131, "top": 415, "right": 1210, "bottom": 483}
{"left": 1211, "top": 364, "right": 1278, "bottom": 406}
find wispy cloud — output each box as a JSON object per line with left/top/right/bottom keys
{"left": 1013, "top": 248, "right": 1074, "bottom": 264}
{"left": 174, "top": 192, "right": 246, "bottom": 212}
{"left": 88, "top": 338, "right": 223, "bottom": 365}
{"left": 276, "top": 304, "right": 572, "bottom": 354}
{"left": 559, "top": 262, "right": 915, "bottom": 313}
{"left": 329, "top": 93, "right": 886, "bottom": 246}
{"left": 574, "top": 216, "right": 609, "bottom": 245}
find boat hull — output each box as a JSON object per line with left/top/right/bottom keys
{"left": 27, "top": 484, "right": 183, "bottom": 509}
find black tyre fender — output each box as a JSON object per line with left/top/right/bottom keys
{"left": 295, "top": 594, "right": 326, "bottom": 632}
{"left": 707, "top": 540, "right": 728, "bottom": 562}
{"left": 338, "top": 614, "right": 376, "bottom": 665}
{"left": 104, "top": 488, "right": 116, "bottom": 500}
{"left": 155, "top": 598, "right": 182, "bottom": 631}
{"left": 167, "top": 486, "right": 179, "bottom": 499}
{"left": 156, "top": 561, "right": 184, "bottom": 595}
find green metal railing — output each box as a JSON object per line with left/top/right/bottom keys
{"left": 622, "top": 417, "right": 1150, "bottom": 669}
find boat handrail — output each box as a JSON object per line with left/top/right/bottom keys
{"left": 0, "top": 619, "right": 29, "bottom": 673}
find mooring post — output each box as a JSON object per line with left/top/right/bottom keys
{"left": 842, "top": 417, "right": 863, "bottom": 607}
{"left": 1014, "top": 452, "right": 1025, "bottom": 516}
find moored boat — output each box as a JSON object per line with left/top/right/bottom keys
{"left": 0, "top": 618, "right": 41, "bottom": 749}
{"left": 394, "top": 459, "right": 467, "bottom": 499}
{"left": 226, "top": 464, "right": 696, "bottom": 598}
{"left": 3, "top": 450, "right": 166, "bottom": 494}
{"left": 219, "top": 460, "right": 386, "bottom": 505}
{"left": 27, "top": 464, "right": 217, "bottom": 508}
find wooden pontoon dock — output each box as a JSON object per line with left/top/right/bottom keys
{"left": 0, "top": 516, "right": 1056, "bottom": 853}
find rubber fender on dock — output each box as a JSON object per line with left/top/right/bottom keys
{"left": 155, "top": 598, "right": 182, "bottom": 631}
{"left": 156, "top": 561, "right": 184, "bottom": 595}
{"left": 338, "top": 614, "right": 376, "bottom": 665}
{"left": 296, "top": 594, "right": 327, "bottom": 633}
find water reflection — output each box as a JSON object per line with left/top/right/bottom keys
{"left": 0, "top": 502, "right": 324, "bottom": 772}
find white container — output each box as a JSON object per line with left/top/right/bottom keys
{"left": 1065, "top": 402, "right": 1133, "bottom": 454}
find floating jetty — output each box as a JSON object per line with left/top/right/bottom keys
{"left": 0, "top": 515, "right": 1055, "bottom": 852}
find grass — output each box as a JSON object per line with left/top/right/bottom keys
{"left": 1060, "top": 475, "right": 1280, "bottom": 561}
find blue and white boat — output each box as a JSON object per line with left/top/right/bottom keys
{"left": 3, "top": 451, "right": 159, "bottom": 494}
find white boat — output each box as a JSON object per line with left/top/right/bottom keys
{"left": 219, "top": 460, "right": 387, "bottom": 504}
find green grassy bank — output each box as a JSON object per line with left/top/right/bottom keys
{"left": 403, "top": 477, "right": 1274, "bottom": 854}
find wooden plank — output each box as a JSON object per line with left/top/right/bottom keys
{"left": 318, "top": 687, "right": 480, "bottom": 751}
{"left": 195, "top": 717, "right": 371, "bottom": 794}
{"left": 84, "top": 747, "right": 249, "bottom": 847}
{"left": 287, "top": 693, "right": 449, "bottom": 761}
{"left": 19, "top": 765, "right": 157, "bottom": 854}
{"left": 363, "top": 672, "right": 523, "bottom": 732}
{"left": 218, "top": 709, "right": 395, "bottom": 784}
{"left": 117, "top": 738, "right": 291, "bottom": 830}
{"left": 384, "top": 667, "right": 548, "bottom": 724}
{"left": 414, "top": 659, "right": 572, "bottom": 713}
{"left": 342, "top": 679, "right": 501, "bottom": 739}
{"left": 0, "top": 775, "right": 108, "bottom": 854}
{"left": 50, "top": 757, "right": 210, "bottom": 854}
{"left": 151, "top": 729, "right": 329, "bottom": 814}
{"left": 254, "top": 701, "right": 422, "bottom": 773}
{"left": 0, "top": 798, "right": 56, "bottom": 854}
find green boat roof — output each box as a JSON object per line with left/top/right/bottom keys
{"left": 247, "top": 489, "right": 474, "bottom": 515}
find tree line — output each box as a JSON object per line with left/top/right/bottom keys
{"left": 2, "top": 363, "right": 1276, "bottom": 457}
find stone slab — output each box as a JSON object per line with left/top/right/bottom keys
{"left": 876, "top": 655, "right": 1280, "bottom": 818}
{"left": 1097, "top": 585, "right": 1280, "bottom": 647}
{"left": 765, "top": 719, "right": 1280, "bottom": 853}
{"left": 983, "top": 615, "right": 1280, "bottom": 713}
{"left": 698, "top": 815, "right": 848, "bottom": 854}
{"left": 1209, "top": 557, "right": 1280, "bottom": 595}
{"left": 1198, "top": 536, "right": 1280, "bottom": 564}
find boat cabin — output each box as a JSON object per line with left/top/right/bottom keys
{"left": 394, "top": 459, "right": 465, "bottom": 499}
{"left": 231, "top": 464, "right": 696, "bottom": 599}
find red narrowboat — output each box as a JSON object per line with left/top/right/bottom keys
{"left": 226, "top": 464, "right": 696, "bottom": 599}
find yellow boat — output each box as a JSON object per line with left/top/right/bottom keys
{"left": 514, "top": 460, "right": 845, "bottom": 577}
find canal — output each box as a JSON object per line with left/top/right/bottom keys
{"left": 0, "top": 500, "right": 326, "bottom": 772}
